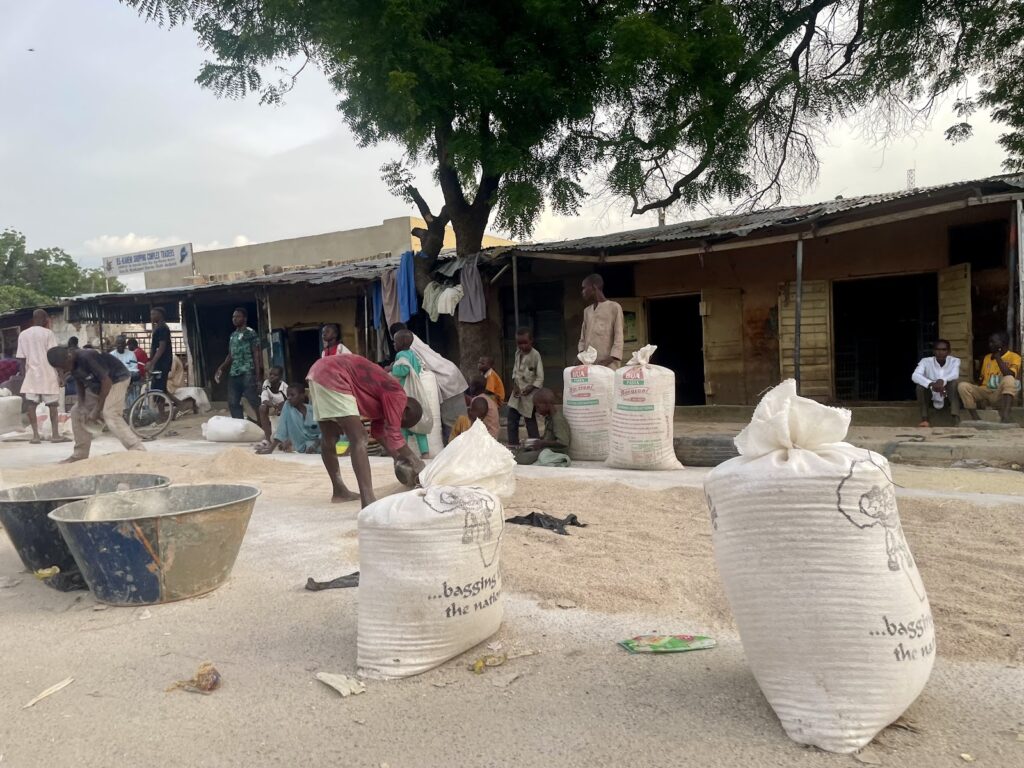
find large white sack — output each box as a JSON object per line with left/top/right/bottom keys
{"left": 563, "top": 346, "right": 615, "bottom": 461}
{"left": 358, "top": 419, "right": 511, "bottom": 679}
{"left": 606, "top": 345, "right": 682, "bottom": 470}
{"left": 704, "top": 380, "right": 934, "bottom": 754}
{"left": 0, "top": 396, "right": 23, "bottom": 433}
{"left": 418, "top": 369, "right": 445, "bottom": 457}
{"left": 419, "top": 420, "right": 516, "bottom": 498}
{"left": 202, "top": 415, "right": 265, "bottom": 442}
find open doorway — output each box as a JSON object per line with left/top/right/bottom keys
{"left": 195, "top": 300, "right": 259, "bottom": 402}
{"left": 287, "top": 327, "right": 322, "bottom": 383}
{"left": 647, "top": 295, "right": 706, "bottom": 405}
{"left": 833, "top": 273, "right": 938, "bottom": 401}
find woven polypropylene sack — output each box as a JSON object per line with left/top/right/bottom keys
{"left": 563, "top": 347, "right": 615, "bottom": 461}
{"left": 0, "top": 396, "right": 22, "bottom": 433}
{"left": 202, "top": 415, "right": 265, "bottom": 442}
{"left": 606, "top": 345, "right": 682, "bottom": 470}
{"left": 418, "top": 369, "right": 444, "bottom": 457}
{"left": 357, "top": 485, "right": 504, "bottom": 679}
{"left": 419, "top": 420, "right": 516, "bottom": 498}
{"left": 703, "top": 380, "right": 934, "bottom": 754}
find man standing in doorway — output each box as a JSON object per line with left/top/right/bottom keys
{"left": 912, "top": 339, "right": 961, "bottom": 427}
{"left": 16, "top": 309, "right": 66, "bottom": 444}
{"left": 958, "top": 331, "right": 1021, "bottom": 423}
{"left": 215, "top": 307, "right": 262, "bottom": 420}
{"left": 579, "top": 274, "right": 625, "bottom": 369}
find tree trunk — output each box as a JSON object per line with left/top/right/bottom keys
{"left": 449, "top": 205, "right": 501, "bottom": 384}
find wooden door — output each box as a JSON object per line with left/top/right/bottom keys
{"left": 779, "top": 280, "right": 832, "bottom": 399}
{"left": 701, "top": 288, "right": 746, "bottom": 404}
{"left": 937, "top": 263, "right": 973, "bottom": 373}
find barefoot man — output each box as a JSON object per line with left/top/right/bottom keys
{"left": 307, "top": 353, "right": 425, "bottom": 507}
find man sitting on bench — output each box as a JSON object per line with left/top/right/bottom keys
{"left": 958, "top": 332, "right": 1021, "bottom": 424}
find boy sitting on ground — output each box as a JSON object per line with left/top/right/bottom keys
{"left": 257, "top": 383, "right": 321, "bottom": 454}
{"left": 258, "top": 366, "right": 288, "bottom": 443}
{"left": 514, "top": 388, "right": 571, "bottom": 466}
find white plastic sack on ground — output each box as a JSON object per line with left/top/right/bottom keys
{"left": 563, "top": 346, "right": 615, "bottom": 461}
{"left": 703, "top": 380, "right": 934, "bottom": 754}
{"left": 419, "top": 420, "right": 516, "bottom": 498}
{"left": 0, "top": 396, "right": 22, "bottom": 433}
{"left": 357, "top": 418, "right": 512, "bottom": 679}
{"left": 418, "top": 369, "right": 445, "bottom": 457}
{"left": 606, "top": 345, "right": 682, "bottom": 470}
{"left": 201, "top": 415, "right": 265, "bottom": 442}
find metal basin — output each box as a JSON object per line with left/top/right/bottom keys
{"left": 49, "top": 484, "right": 260, "bottom": 606}
{"left": 0, "top": 474, "right": 170, "bottom": 580}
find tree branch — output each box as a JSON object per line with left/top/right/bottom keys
{"left": 631, "top": 148, "right": 715, "bottom": 215}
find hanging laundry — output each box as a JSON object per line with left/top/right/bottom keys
{"left": 423, "top": 281, "right": 445, "bottom": 323}
{"left": 458, "top": 254, "right": 486, "bottom": 323}
{"left": 381, "top": 269, "right": 402, "bottom": 329}
{"left": 398, "top": 250, "right": 420, "bottom": 322}
{"left": 371, "top": 281, "right": 384, "bottom": 330}
{"left": 436, "top": 284, "right": 465, "bottom": 316}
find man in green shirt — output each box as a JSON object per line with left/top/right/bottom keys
{"left": 515, "top": 388, "right": 572, "bottom": 465}
{"left": 214, "top": 307, "right": 262, "bottom": 420}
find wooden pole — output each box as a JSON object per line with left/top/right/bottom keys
{"left": 1017, "top": 200, "right": 1024, "bottom": 354}
{"left": 794, "top": 239, "right": 804, "bottom": 392}
{"left": 512, "top": 255, "right": 520, "bottom": 331}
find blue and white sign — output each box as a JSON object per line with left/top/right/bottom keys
{"left": 103, "top": 242, "right": 193, "bottom": 277}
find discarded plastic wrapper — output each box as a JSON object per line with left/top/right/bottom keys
{"left": 618, "top": 635, "right": 717, "bottom": 654}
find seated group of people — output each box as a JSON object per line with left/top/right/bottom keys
{"left": 913, "top": 332, "right": 1021, "bottom": 426}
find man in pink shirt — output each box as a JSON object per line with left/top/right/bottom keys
{"left": 306, "top": 353, "right": 425, "bottom": 507}
{"left": 15, "top": 309, "right": 67, "bottom": 444}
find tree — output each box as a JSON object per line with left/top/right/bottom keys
{"left": 120, "top": 1, "right": 1022, "bottom": 255}
{"left": 0, "top": 229, "right": 126, "bottom": 313}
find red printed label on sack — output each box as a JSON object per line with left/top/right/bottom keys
{"left": 622, "top": 368, "right": 645, "bottom": 385}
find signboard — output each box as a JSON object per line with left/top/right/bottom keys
{"left": 103, "top": 242, "right": 193, "bottom": 277}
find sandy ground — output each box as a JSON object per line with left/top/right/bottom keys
{"left": 1, "top": 435, "right": 1023, "bottom": 767}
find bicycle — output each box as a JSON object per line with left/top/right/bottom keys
{"left": 127, "top": 378, "right": 177, "bottom": 440}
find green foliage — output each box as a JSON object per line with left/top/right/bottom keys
{"left": 0, "top": 286, "right": 51, "bottom": 315}
{"left": 0, "top": 229, "right": 126, "bottom": 313}
{"left": 118, "top": 0, "right": 1024, "bottom": 252}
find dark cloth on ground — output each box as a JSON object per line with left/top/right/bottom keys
{"left": 505, "top": 512, "right": 587, "bottom": 536}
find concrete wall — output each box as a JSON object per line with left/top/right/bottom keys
{"left": 146, "top": 216, "right": 514, "bottom": 290}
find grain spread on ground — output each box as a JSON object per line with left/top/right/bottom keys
{"left": 2, "top": 450, "right": 1019, "bottom": 663}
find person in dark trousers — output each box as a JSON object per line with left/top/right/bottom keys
{"left": 214, "top": 307, "right": 262, "bottom": 420}
{"left": 47, "top": 345, "right": 145, "bottom": 462}
{"left": 911, "top": 339, "right": 960, "bottom": 427}
{"left": 148, "top": 307, "right": 173, "bottom": 394}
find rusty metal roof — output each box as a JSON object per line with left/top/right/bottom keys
{"left": 514, "top": 173, "right": 1024, "bottom": 256}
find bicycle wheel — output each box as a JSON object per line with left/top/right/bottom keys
{"left": 128, "top": 391, "right": 174, "bottom": 439}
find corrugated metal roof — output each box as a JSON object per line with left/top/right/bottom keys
{"left": 68, "top": 254, "right": 403, "bottom": 304}
{"left": 516, "top": 173, "right": 1024, "bottom": 255}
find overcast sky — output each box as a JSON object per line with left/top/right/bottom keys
{"left": 0, "top": 1, "right": 1013, "bottom": 290}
